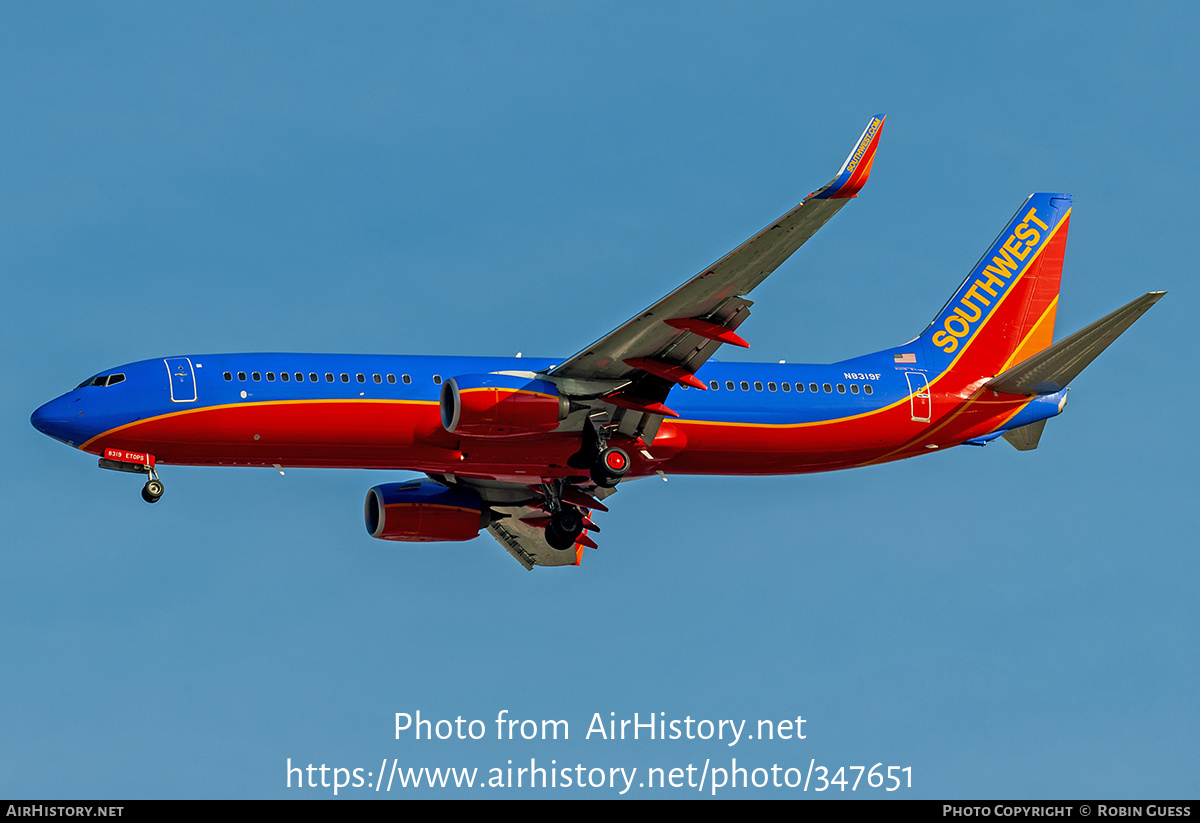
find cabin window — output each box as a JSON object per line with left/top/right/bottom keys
{"left": 822, "top": 383, "right": 831, "bottom": 393}
{"left": 295, "top": 372, "right": 304, "bottom": 382}
{"left": 809, "top": 383, "right": 818, "bottom": 393}
{"left": 726, "top": 381, "right": 735, "bottom": 391}
{"left": 238, "top": 372, "right": 247, "bottom": 381}
{"left": 281, "top": 372, "right": 289, "bottom": 382}
{"left": 837, "top": 384, "right": 845, "bottom": 393}
{"left": 754, "top": 381, "right": 763, "bottom": 391}
{"left": 402, "top": 374, "right": 412, "bottom": 384}
{"left": 223, "top": 372, "right": 232, "bottom": 381}
{"left": 309, "top": 373, "right": 318, "bottom": 383}
{"left": 340, "top": 373, "right": 350, "bottom": 383}
{"left": 850, "top": 384, "right": 859, "bottom": 394}
{"left": 433, "top": 375, "right": 443, "bottom": 385}
{"left": 266, "top": 372, "right": 275, "bottom": 382}
{"left": 325, "top": 373, "right": 334, "bottom": 383}
{"left": 373, "top": 374, "right": 382, "bottom": 384}
{"left": 782, "top": 382, "right": 791, "bottom": 392}
{"left": 252, "top": 372, "right": 261, "bottom": 382}
{"left": 864, "top": 385, "right": 874, "bottom": 395}
{"left": 768, "top": 382, "right": 777, "bottom": 392}
{"left": 710, "top": 381, "right": 719, "bottom": 390}
{"left": 740, "top": 381, "right": 749, "bottom": 391}
{"left": 356, "top": 374, "right": 366, "bottom": 383}
{"left": 387, "top": 374, "right": 397, "bottom": 384}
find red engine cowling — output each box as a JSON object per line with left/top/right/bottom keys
{"left": 440, "top": 374, "right": 568, "bottom": 438}
{"left": 365, "top": 480, "right": 486, "bottom": 542}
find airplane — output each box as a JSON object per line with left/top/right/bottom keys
{"left": 30, "top": 115, "right": 1165, "bottom": 570}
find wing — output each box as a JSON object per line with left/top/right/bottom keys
{"left": 438, "top": 118, "right": 886, "bottom": 570}
{"left": 548, "top": 115, "right": 885, "bottom": 415}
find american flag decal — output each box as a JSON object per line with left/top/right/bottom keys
{"left": 894, "top": 352, "right": 916, "bottom": 364}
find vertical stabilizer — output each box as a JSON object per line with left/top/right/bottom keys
{"left": 920, "top": 193, "right": 1072, "bottom": 379}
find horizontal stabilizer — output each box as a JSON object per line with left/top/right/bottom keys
{"left": 985, "top": 291, "right": 1165, "bottom": 395}
{"left": 1002, "top": 420, "right": 1046, "bottom": 451}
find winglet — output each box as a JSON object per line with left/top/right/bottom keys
{"left": 812, "top": 114, "right": 885, "bottom": 200}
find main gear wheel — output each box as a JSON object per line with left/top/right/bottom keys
{"left": 590, "top": 446, "right": 630, "bottom": 488}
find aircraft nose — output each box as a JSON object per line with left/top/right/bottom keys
{"left": 31, "top": 395, "right": 81, "bottom": 445}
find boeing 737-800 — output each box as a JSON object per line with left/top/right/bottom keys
{"left": 31, "top": 116, "right": 1164, "bottom": 569}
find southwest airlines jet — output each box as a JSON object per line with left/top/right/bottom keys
{"left": 31, "top": 116, "right": 1163, "bottom": 569}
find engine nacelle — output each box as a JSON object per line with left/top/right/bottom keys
{"left": 364, "top": 480, "right": 486, "bottom": 542}
{"left": 440, "top": 374, "right": 568, "bottom": 438}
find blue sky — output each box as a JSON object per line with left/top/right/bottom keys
{"left": 3, "top": 3, "right": 1196, "bottom": 798}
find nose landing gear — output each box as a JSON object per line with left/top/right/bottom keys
{"left": 141, "top": 474, "right": 164, "bottom": 504}
{"left": 98, "top": 450, "right": 164, "bottom": 503}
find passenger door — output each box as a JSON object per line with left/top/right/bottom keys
{"left": 165, "top": 357, "right": 197, "bottom": 403}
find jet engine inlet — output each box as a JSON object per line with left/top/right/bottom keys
{"left": 440, "top": 374, "right": 568, "bottom": 438}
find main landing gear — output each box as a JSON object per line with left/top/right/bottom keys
{"left": 540, "top": 415, "right": 637, "bottom": 551}
{"left": 591, "top": 445, "right": 630, "bottom": 488}
{"left": 569, "top": 415, "right": 633, "bottom": 489}
{"left": 534, "top": 479, "right": 603, "bottom": 552}
{"left": 545, "top": 508, "right": 583, "bottom": 551}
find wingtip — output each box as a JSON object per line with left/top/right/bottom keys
{"left": 812, "top": 114, "right": 885, "bottom": 200}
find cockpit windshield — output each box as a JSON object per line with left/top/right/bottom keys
{"left": 75, "top": 373, "right": 126, "bottom": 389}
